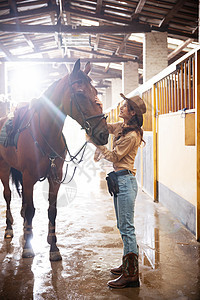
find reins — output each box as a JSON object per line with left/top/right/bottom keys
{"left": 28, "top": 110, "right": 88, "bottom": 184}
{"left": 29, "top": 75, "right": 106, "bottom": 184}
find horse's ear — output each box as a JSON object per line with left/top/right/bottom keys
{"left": 84, "top": 62, "right": 91, "bottom": 75}
{"left": 72, "top": 59, "right": 81, "bottom": 76}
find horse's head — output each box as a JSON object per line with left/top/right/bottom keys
{"left": 64, "top": 59, "right": 109, "bottom": 145}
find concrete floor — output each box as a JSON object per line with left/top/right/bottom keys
{"left": 0, "top": 153, "right": 200, "bottom": 299}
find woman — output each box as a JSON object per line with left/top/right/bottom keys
{"left": 93, "top": 93, "right": 146, "bottom": 289}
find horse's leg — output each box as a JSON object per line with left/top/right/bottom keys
{"left": 22, "top": 175, "right": 35, "bottom": 258}
{"left": 47, "top": 178, "right": 62, "bottom": 261}
{"left": 0, "top": 165, "right": 13, "bottom": 239}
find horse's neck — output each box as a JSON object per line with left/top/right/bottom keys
{"left": 39, "top": 75, "right": 70, "bottom": 138}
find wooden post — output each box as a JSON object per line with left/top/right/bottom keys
{"left": 188, "top": 57, "right": 192, "bottom": 109}
{"left": 196, "top": 50, "right": 200, "bottom": 241}
{"left": 174, "top": 72, "right": 177, "bottom": 111}
{"left": 193, "top": 56, "right": 195, "bottom": 109}
{"left": 181, "top": 63, "right": 184, "bottom": 109}
{"left": 153, "top": 84, "right": 158, "bottom": 202}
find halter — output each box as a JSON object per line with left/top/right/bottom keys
{"left": 69, "top": 78, "right": 107, "bottom": 138}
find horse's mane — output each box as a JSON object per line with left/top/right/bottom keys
{"left": 30, "top": 69, "right": 92, "bottom": 110}
{"left": 43, "top": 79, "right": 62, "bottom": 98}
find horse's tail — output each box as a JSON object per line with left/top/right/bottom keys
{"left": 10, "top": 168, "right": 23, "bottom": 197}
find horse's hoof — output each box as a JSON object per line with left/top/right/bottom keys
{"left": 50, "top": 251, "right": 62, "bottom": 261}
{"left": 4, "top": 229, "right": 13, "bottom": 239}
{"left": 22, "top": 248, "right": 35, "bottom": 258}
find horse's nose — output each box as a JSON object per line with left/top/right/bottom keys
{"left": 99, "top": 131, "right": 109, "bottom": 144}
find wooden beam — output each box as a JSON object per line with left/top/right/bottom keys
{"left": 96, "top": 0, "right": 103, "bottom": 14}
{"left": 67, "top": 47, "right": 138, "bottom": 63}
{"left": 168, "top": 38, "right": 194, "bottom": 61}
{"left": 152, "top": 25, "right": 197, "bottom": 39}
{"left": 8, "top": 0, "right": 36, "bottom": 50}
{"left": 0, "top": 23, "right": 151, "bottom": 34}
{"left": 196, "top": 49, "right": 200, "bottom": 241}
{"left": 159, "top": 0, "right": 187, "bottom": 27}
{"left": 0, "top": 57, "right": 133, "bottom": 63}
{"left": 153, "top": 83, "right": 158, "bottom": 202}
{"left": 0, "top": 6, "right": 59, "bottom": 21}
{"left": 66, "top": 46, "right": 117, "bottom": 58}
{"left": 115, "top": 34, "right": 131, "bottom": 55}
{"left": 0, "top": 41, "right": 13, "bottom": 60}
{"left": 94, "top": 34, "right": 100, "bottom": 51}
{"left": 0, "top": 23, "right": 196, "bottom": 39}
{"left": 94, "top": 21, "right": 103, "bottom": 51}
{"left": 105, "top": 33, "right": 131, "bottom": 72}
{"left": 199, "top": 0, "right": 200, "bottom": 43}
{"left": 131, "top": 0, "right": 146, "bottom": 20}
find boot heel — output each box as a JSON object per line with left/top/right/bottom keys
{"left": 127, "top": 280, "right": 140, "bottom": 288}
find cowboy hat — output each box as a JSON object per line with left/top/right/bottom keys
{"left": 120, "top": 93, "right": 146, "bottom": 115}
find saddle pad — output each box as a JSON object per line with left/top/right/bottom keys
{"left": 0, "top": 105, "right": 30, "bottom": 148}
{"left": 0, "top": 118, "right": 20, "bottom": 148}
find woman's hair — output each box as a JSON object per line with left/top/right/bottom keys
{"left": 120, "top": 101, "right": 146, "bottom": 145}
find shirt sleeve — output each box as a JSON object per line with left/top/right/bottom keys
{"left": 97, "top": 134, "right": 136, "bottom": 163}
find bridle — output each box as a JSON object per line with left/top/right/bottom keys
{"left": 26, "top": 76, "right": 108, "bottom": 184}
{"left": 69, "top": 78, "right": 107, "bottom": 138}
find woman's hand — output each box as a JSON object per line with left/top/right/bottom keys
{"left": 95, "top": 96, "right": 103, "bottom": 110}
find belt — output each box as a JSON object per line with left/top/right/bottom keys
{"left": 115, "top": 170, "right": 132, "bottom": 176}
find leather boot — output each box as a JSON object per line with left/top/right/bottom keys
{"left": 107, "top": 252, "right": 140, "bottom": 289}
{"left": 110, "top": 245, "right": 139, "bottom": 276}
{"left": 110, "top": 264, "right": 122, "bottom": 275}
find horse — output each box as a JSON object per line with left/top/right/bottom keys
{"left": 0, "top": 59, "right": 109, "bottom": 261}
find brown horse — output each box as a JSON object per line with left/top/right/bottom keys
{"left": 0, "top": 59, "right": 109, "bottom": 261}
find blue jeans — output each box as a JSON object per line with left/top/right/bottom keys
{"left": 114, "top": 170, "right": 138, "bottom": 256}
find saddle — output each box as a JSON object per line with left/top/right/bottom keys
{"left": 0, "top": 105, "right": 29, "bottom": 148}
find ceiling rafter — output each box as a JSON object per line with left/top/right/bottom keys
{"left": 0, "top": 5, "right": 59, "bottom": 21}
{"left": 159, "top": 0, "right": 188, "bottom": 28}
{"left": 0, "top": 0, "right": 198, "bottom": 93}
{"left": 104, "top": 33, "right": 132, "bottom": 72}
{"left": 115, "top": 34, "right": 131, "bottom": 55}
{"left": 0, "top": 56, "right": 134, "bottom": 63}
{"left": 8, "top": 0, "right": 36, "bottom": 52}
{"left": 96, "top": 0, "right": 103, "bottom": 15}
{"left": 0, "top": 23, "right": 151, "bottom": 34}
{"left": 0, "top": 41, "right": 13, "bottom": 60}
{"left": 131, "top": 0, "right": 146, "bottom": 21}
{"left": 168, "top": 38, "right": 194, "bottom": 61}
